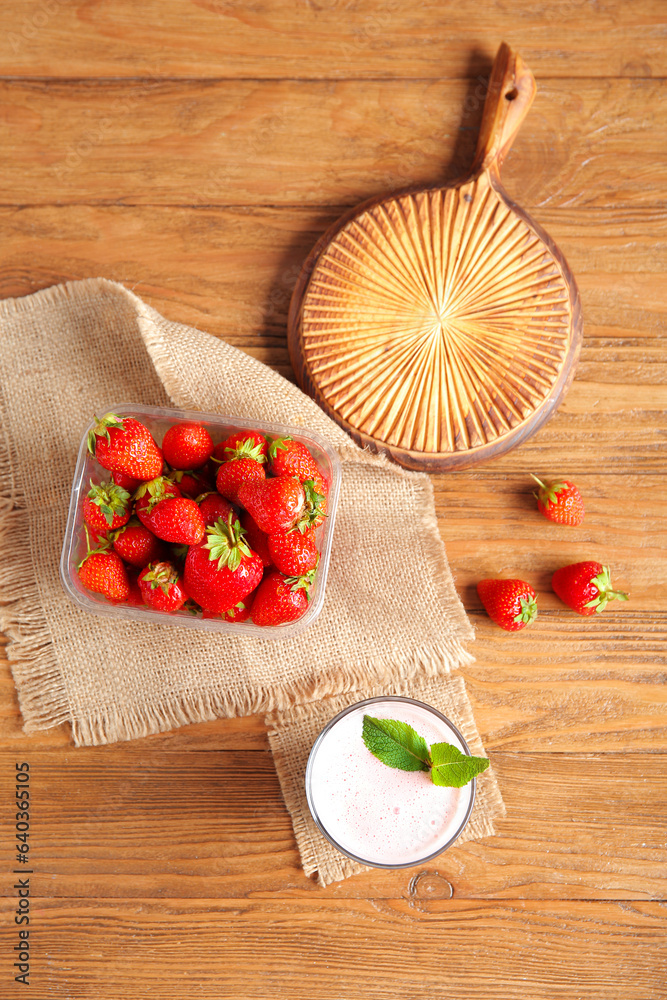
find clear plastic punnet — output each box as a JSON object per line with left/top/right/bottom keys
{"left": 60, "top": 403, "right": 341, "bottom": 638}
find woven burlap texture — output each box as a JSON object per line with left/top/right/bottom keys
{"left": 0, "top": 277, "right": 505, "bottom": 886}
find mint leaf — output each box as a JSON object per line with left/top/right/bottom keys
{"left": 429, "top": 742, "right": 489, "bottom": 787}
{"left": 362, "top": 716, "right": 431, "bottom": 773}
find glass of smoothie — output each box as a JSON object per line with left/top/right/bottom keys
{"left": 305, "top": 696, "right": 476, "bottom": 868}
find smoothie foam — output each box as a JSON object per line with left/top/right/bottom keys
{"left": 307, "top": 699, "right": 475, "bottom": 867}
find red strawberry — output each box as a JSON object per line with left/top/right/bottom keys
{"left": 268, "top": 528, "right": 319, "bottom": 577}
{"left": 162, "top": 422, "right": 213, "bottom": 470}
{"left": 552, "top": 562, "right": 628, "bottom": 615}
{"left": 239, "top": 511, "right": 273, "bottom": 568}
{"left": 268, "top": 436, "right": 323, "bottom": 483}
{"left": 135, "top": 476, "right": 180, "bottom": 522}
{"left": 82, "top": 480, "right": 131, "bottom": 532}
{"left": 78, "top": 531, "right": 130, "bottom": 602}
{"left": 198, "top": 492, "right": 235, "bottom": 527}
{"left": 184, "top": 515, "right": 263, "bottom": 613}
{"left": 144, "top": 497, "right": 205, "bottom": 545}
{"left": 135, "top": 476, "right": 205, "bottom": 545}
{"left": 531, "top": 474, "right": 584, "bottom": 527}
{"left": 112, "top": 469, "right": 141, "bottom": 493}
{"left": 125, "top": 569, "right": 145, "bottom": 607}
{"left": 201, "top": 594, "right": 254, "bottom": 623}
{"left": 297, "top": 477, "right": 328, "bottom": 530}
{"left": 138, "top": 561, "right": 189, "bottom": 613}
{"left": 221, "top": 595, "right": 254, "bottom": 622}
{"left": 88, "top": 413, "right": 163, "bottom": 480}
{"left": 476, "top": 579, "right": 538, "bottom": 631}
{"left": 112, "top": 517, "right": 166, "bottom": 567}
{"left": 216, "top": 457, "right": 265, "bottom": 504}
{"left": 251, "top": 570, "right": 315, "bottom": 626}
{"left": 237, "top": 476, "right": 306, "bottom": 534}
{"left": 213, "top": 430, "right": 268, "bottom": 465}
{"left": 166, "top": 468, "right": 212, "bottom": 499}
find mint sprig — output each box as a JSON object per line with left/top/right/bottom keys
{"left": 362, "top": 715, "right": 489, "bottom": 788}
{"left": 362, "top": 716, "right": 430, "bottom": 773}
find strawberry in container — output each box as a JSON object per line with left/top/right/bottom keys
{"left": 61, "top": 405, "right": 341, "bottom": 636}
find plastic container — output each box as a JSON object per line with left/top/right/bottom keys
{"left": 60, "top": 403, "right": 341, "bottom": 638}
{"left": 305, "top": 696, "right": 476, "bottom": 868}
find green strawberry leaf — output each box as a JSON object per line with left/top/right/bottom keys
{"left": 224, "top": 437, "right": 266, "bottom": 463}
{"left": 87, "top": 413, "right": 125, "bottom": 454}
{"left": 429, "top": 742, "right": 490, "bottom": 787}
{"left": 362, "top": 716, "right": 431, "bottom": 773}
{"left": 361, "top": 717, "right": 490, "bottom": 789}
{"left": 267, "top": 436, "right": 292, "bottom": 461}
{"left": 204, "top": 514, "right": 251, "bottom": 570}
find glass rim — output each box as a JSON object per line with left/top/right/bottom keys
{"left": 305, "top": 695, "right": 477, "bottom": 870}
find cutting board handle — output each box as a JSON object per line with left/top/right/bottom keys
{"left": 470, "top": 42, "right": 537, "bottom": 176}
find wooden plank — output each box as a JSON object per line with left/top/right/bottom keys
{"left": 0, "top": 208, "right": 665, "bottom": 474}
{"left": 436, "top": 472, "right": 665, "bottom": 607}
{"left": 1, "top": 205, "right": 664, "bottom": 347}
{"left": 0, "top": 750, "right": 664, "bottom": 900}
{"left": 1, "top": 0, "right": 666, "bottom": 79}
{"left": 1, "top": 79, "right": 666, "bottom": 209}
{"left": 2, "top": 625, "right": 666, "bottom": 754}
{"left": 0, "top": 898, "right": 664, "bottom": 1000}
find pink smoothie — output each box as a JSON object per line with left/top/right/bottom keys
{"left": 307, "top": 699, "right": 475, "bottom": 867}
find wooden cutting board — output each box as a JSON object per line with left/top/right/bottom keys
{"left": 288, "top": 42, "right": 583, "bottom": 470}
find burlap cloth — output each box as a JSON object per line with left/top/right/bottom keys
{"left": 0, "top": 278, "right": 504, "bottom": 886}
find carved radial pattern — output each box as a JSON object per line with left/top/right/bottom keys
{"left": 299, "top": 180, "right": 572, "bottom": 455}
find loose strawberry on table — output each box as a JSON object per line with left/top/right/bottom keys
{"left": 161, "top": 422, "right": 213, "bottom": 470}
{"left": 531, "top": 474, "right": 585, "bottom": 526}
{"left": 184, "top": 514, "right": 263, "bottom": 613}
{"left": 477, "top": 578, "right": 538, "bottom": 631}
{"left": 552, "top": 562, "right": 628, "bottom": 615}
{"left": 251, "top": 570, "right": 315, "bottom": 626}
{"left": 82, "top": 480, "right": 131, "bottom": 532}
{"left": 88, "top": 413, "right": 163, "bottom": 481}
{"left": 138, "top": 561, "right": 189, "bottom": 613}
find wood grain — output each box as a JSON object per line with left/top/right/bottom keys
{"left": 1, "top": 0, "right": 666, "bottom": 79}
{"left": 0, "top": 750, "right": 664, "bottom": 902}
{"left": 0, "top": 204, "right": 664, "bottom": 472}
{"left": 1, "top": 79, "right": 666, "bottom": 209}
{"left": 1, "top": 898, "right": 665, "bottom": 1000}
{"left": 0, "top": 4, "right": 666, "bottom": 997}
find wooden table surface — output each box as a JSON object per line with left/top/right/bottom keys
{"left": 1, "top": 3, "right": 666, "bottom": 997}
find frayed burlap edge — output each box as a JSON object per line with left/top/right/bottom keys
{"left": 0, "top": 365, "right": 72, "bottom": 733}
{"left": 0, "top": 279, "right": 474, "bottom": 746}
{"left": 68, "top": 634, "right": 475, "bottom": 746}
{"left": 267, "top": 675, "right": 506, "bottom": 887}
